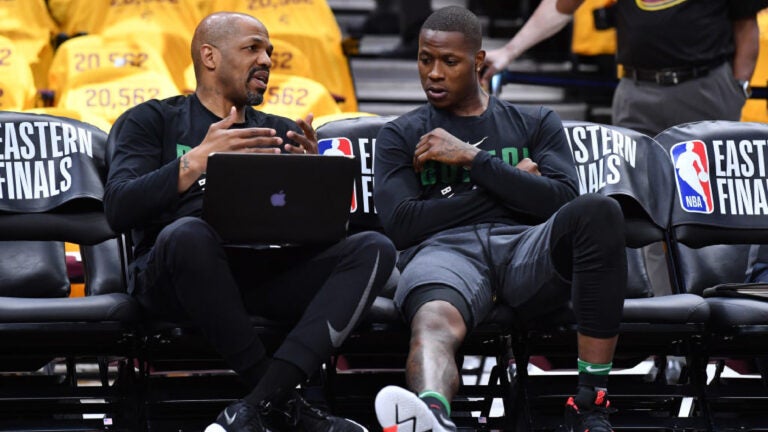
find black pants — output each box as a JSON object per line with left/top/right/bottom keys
{"left": 132, "top": 217, "right": 396, "bottom": 379}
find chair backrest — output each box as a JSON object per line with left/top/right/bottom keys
{"left": 563, "top": 121, "right": 677, "bottom": 298}
{"left": 256, "top": 73, "right": 342, "bottom": 120}
{"left": 56, "top": 66, "right": 180, "bottom": 125}
{"left": 0, "top": 241, "right": 69, "bottom": 298}
{"left": 50, "top": 0, "right": 201, "bottom": 37}
{"left": 656, "top": 120, "right": 768, "bottom": 292}
{"left": 100, "top": 25, "right": 192, "bottom": 94}
{"left": 0, "top": 111, "right": 119, "bottom": 298}
{"left": 269, "top": 37, "right": 313, "bottom": 80}
{"left": 209, "top": 0, "right": 358, "bottom": 112}
{"left": 316, "top": 115, "right": 397, "bottom": 233}
{"left": 562, "top": 120, "right": 675, "bottom": 248}
{"left": 0, "top": 0, "right": 58, "bottom": 90}
{"left": 24, "top": 107, "right": 112, "bottom": 134}
{"left": 0, "top": 36, "right": 38, "bottom": 111}
{"left": 48, "top": 34, "right": 175, "bottom": 102}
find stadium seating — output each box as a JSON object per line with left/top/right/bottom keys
{"left": 0, "top": 36, "right": 38, "bottom": 111}
{"left": 656, "top": 120, "right": 768, "bottom": 430}
{"left": 256, "top": 73, "right": 343, "bottom": 120}
{"left": 56, "top": 66, "right": 180, "bottom": 125}
{"left": 48, "top": 33, "right": 176, "bottom": 105}
{"left": 0, "top": 0, "right": 58, "bottom": 91}
{"left": 49, "top": 0, "right": 202, "bottom": 38}
{"left": 210, "top": 0, "right": 359, "bottom": 112}
{"left": 0, "top": 111, "right": 141, "bottom": 429}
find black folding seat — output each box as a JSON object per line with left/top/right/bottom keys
{"left": 656, "top": 120, "right": 768, "bottom": 430}
{"left": 0, "top": 111, "right": 141, "bottom": 430}
{"left": 509, "top": 121, "right": 711, "bottom": 431}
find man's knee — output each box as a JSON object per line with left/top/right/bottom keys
{"left": 346, "top": 231, "right": 397, "bottom": 263}
{"left": 411, "top": 300, "right": 467, "bottom": 344}
{"left": 155, "top": 217, "right": 221, "bottom": 262}
{"left": 566, "top": 194, "right": 624, "bottom": 245}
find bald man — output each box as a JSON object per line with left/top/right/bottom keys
{"left": 104, "top": 12, "right": 396, "bottom": 432}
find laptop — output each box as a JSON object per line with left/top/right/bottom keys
{"left": 202, "top": 152, "right": 358, "bottom": 245}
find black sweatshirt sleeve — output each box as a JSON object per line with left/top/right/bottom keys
{"left": 104, "top": 105, "right": 181, "bottom": 233}
{"left": 375, "top": 123, "right": 512, "bottom": 249}
{"left": 469, "top": 107, "right": 578, "bottom": 219}
{"left": 374, "top": 107, "right": 579, "bottom": 250}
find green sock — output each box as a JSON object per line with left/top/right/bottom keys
{"left": 419, "top": 391, "right": 451, "bottom": 416}
{"left": 577, "top": 358, "right": 612, "bottom": 376}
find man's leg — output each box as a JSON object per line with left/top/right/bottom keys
{"left": 225, "top": 231, "right": 396, "bottom": 432}
{"left": 376, "top": 235, "right": 494, "bottom": 432}
{"left": 551, "top": 194, "right": 626, "bottom": 432}
{"left": 375, "top": 295, "right": 466, "bottom": 432}
{"left": 140, "top": 217, "right": 270, "bottom": 386}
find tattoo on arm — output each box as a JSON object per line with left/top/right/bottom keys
{"left": 181, "top": 155, "right": 190, "bottom": 171}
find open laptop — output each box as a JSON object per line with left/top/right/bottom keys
{"left": 202, "top": 152, "right": 358, "bottom": 246}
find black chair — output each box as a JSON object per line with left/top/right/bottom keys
{"left": 0, "top": 111, "right": 141, "bottom": 430}
{"left": 316, "top": 115, "right": 519, "bottom": 430}
{"left": 508, "top": 121, "right": 711, "bottom": 431}
{"left": 656, "top": 120, "right": 768, "bottom": 430}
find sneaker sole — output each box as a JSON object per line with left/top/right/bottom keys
{"left": 375, "top": 385, "right": 444, "bottom": 432}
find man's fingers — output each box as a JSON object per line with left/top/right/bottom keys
{"left": 212, "top": 106, "right": 238, "bottom": 130}
{"left": 244, "top": 147, "right": 281, "bottom": 154}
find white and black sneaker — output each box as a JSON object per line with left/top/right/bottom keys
{"left": 205, "top": 400, "right": 270, "bottom": 432}
{"left": 374, "top": 385, "right": 456, "bottom": 432}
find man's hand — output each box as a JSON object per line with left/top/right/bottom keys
{"left": 178, "top": 106, "right": 282, "bottom": 192}
{"left": 285, "top": 113, "right": 318, "bottom": 154}
{"left": 516, "top": 157, "right": 541, "bottom": 176}
{"left": 413, "top": 128, "right": 481, "bottom": 172}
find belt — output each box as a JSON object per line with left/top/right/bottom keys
{"left": 622, "top": 62, "right": 722, "bottom": 86}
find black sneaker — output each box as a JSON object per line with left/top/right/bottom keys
{"left": 375, "top": 385, "right": 457, "bottom": 432}
{"left": 269, "top": 391, "right": 368, "bottom": 432}
{"left": 205, "top": 400, "right": 269, "bottom": 432}
{"left": 563, "top": 387, "right": 615, "bottom": 432}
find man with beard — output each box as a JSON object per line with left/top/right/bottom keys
{"left": 104, "top": 12, "right": 396, "bottom": 432}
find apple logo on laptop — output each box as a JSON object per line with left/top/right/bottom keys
{"left": 270, "top": 190, "right": 286, "bottom": 207}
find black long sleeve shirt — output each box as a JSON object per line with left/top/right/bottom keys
{"left": 374, "top": 97, "right": 579, "bottom": 250}
{"left": 104, "top": 94, "right": 300, "bottom": 257}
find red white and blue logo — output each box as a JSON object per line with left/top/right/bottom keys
{"left": 670, "top": 140, "right": 714, "bottom": 214}
{"left": 318, "top": 137, "right": 357, "bottom": 212}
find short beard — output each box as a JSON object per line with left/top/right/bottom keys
{"left": 246, "top": 90, "right": 264, "bottom": 106}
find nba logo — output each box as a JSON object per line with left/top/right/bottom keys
{"left": 669, "top": 140, "right": 714, "bottom": 214}
{"left": 318, "top": 137, "right": 357, "bottom": 212}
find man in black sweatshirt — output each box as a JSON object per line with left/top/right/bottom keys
{"left": 373, "top": 6, "right": 626, "bottom": 432}
{"left": 104, "top": 11, "right": 396, "bottom": 432}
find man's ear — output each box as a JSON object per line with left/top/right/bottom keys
{"left": 201, "top": 44, "right": 217, "bottom": 71}
{"left": 475, "top": 49, "right": 486, "bottom": 73}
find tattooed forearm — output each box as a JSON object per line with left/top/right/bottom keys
{"left": 181, "top": 155, "right": 190, "bottom": 171}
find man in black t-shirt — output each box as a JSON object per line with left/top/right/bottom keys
{"left": 104, "top": 12, "right": 396, "bottom": 432}
{"left": 373, "top": 7, "right": 626, "bottom": 432}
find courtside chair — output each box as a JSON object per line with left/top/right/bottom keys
{"left": 0, "top": 111, "right": 141, "bottom": 430}
{"left": 656, "top": 120, "right": 768, "bottom": 430}
{"left": 509, "top": 121, "right": 711, "bottom": 431}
